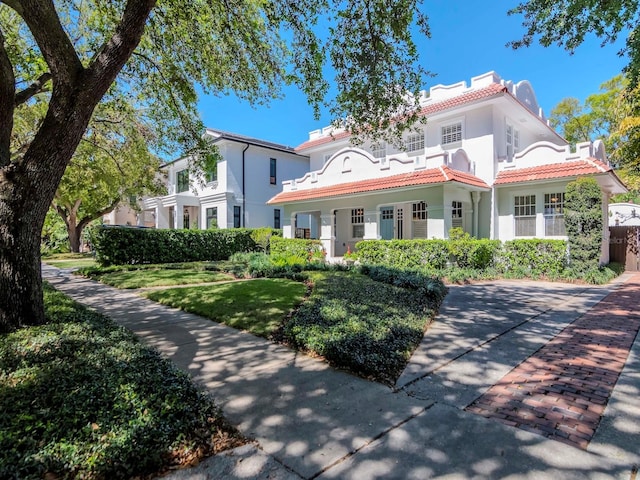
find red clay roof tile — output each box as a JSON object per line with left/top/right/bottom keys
{"left": 295, "top": 83, "right": 508, "bottom": 151}
{"left": 267, "top": 166, "right": 489, "bottom": 204}
{"left": 493, "top": 159, "right": 611, "bottom": 185}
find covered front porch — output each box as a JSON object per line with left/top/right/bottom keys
{"left": 280, "top": 185, "right": 487, "bottom": 258}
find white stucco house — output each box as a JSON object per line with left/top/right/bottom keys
{"left": 267, "top": 71, "right": 626, "bottom": 262}
{"left": 142, "top": 129, "right": 310, "bottom": 230}
{"left": 609, "top": 203, "right": 640, "bottom": 226}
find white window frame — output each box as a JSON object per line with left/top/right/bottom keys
{"left": 452, "top": 201, "right": 463, "bottom": 229}
{"left": 544, "top": 192, "right": 566, "bottom": 236}
{"left": 441, "top": 120, "right": 463, "bottom": 147}
{"left": 351, "top": 208, "right": 364, "bottom": 239}
{"left": 514, "top": 194, "right": 537, "bottom": 237}
{"left": 371, "top": 141, "right": 386, "bottom": 159}
{"left": 412, "top": 201, "right": 428, "bottom": 238}
{"left": 406, "top": 132, "right": 425, "bottom": 153}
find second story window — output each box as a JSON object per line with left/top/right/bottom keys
{"left": 270, "top": 158, "right": 277, "bottom": 185}
{"left": 176, "top": 169, "right": 189, "bottom": 193}
{"left": 371, "top": 141, "right": 386, "bottom": 159}
{"left": 442, "top": 122, "right": 462, "bottom": 146}
{"left": 406, "top": 133, "right": 425, "bottom": 153}
{"left": 205, "top": 161, "right": 217, "bottom": 183}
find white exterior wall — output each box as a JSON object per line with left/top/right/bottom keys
{"left": 609, "top": 203, "right": 640, "bottom": 227}
{"left": 142, "top": 134, "right": 309, "bottom": 230}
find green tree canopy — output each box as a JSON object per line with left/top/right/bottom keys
{"left": 509, "top": 0, "right": 640, "bottom": 86}
{"left": 0, "top": 0, "right": 432, "bottom": 331}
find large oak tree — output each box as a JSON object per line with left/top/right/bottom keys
{"left": 0, "top": 0, "right": 430, "bottom": 332}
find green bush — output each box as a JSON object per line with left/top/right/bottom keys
{"left": 0, "top": 284, "right": 242, "bottom": 479}
{"left": 269, "top": 236, "right": 324, "bottom": 260}
{"left": 357, "top": 264, "right": 448, "bottom": 303}
{"left": 447, "top": 228, "right": 501, "bottom": 269}
{"left": 89, "top": 226, "right": 257, "bottom": 266}
{"left": 250, "top": 227, "right": 282, "bottom": 254}
{"left": 501, "top": 239, "right": 567, "bottom": 277}
{"left": 283, "top": 272, "right": 443, "bottom": 384}
{"left": 565, "top": 177, "right": 604, "bottom": 272}
{"left": 355, "top": 239, "right": 449, "bottom": 269}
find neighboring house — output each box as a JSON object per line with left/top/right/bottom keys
{"left": 102, "top": 205, "right": 155, "bottom": 227}
{"left": 142, "top": 129, "right": 310, "bottom": 230}
{"left": 609, "top": 203, "right": 640, "bottom": 226}
{"left": 267, "top": 71, "right": 626, "bottom": 262}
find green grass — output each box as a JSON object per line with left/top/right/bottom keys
{"left": 96, "top": 269, "right": 235, "bottom": 289}
{"left": 42, "top": 253, "right": 96, "bottom": 269}
{"left": 145, "top": 278, "right": 307, "bottom": 337}
{"left": 0, "top": 283, "right": 244, "bottom": 480}
{"left": 284, "top": 271, "right": 440, "bottom": 385}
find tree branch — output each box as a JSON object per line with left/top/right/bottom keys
{"left": 15, "top": 72, "right": 52, "bottom": 106}
{"left": 0, "top": 29, "right": 15, "bottom": 168}
{"left": 84, "top": 0, "right": 156, "bottom": 98}
{"left": 80, "top": 137, "right": 126, "bottom": 176}
{"left": 18, "top": 0, "right": 83, "bottom": 92}
{"left": 0, "top": 0, "right": 24, "bottom": 16}
{"left": 77, "top": 196, "right": 121, "bottom": 231}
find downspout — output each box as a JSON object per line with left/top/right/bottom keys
{"left": 241, "top": 144, "right": 249, "bottom": 227}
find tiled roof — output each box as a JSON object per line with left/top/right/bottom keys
{"left": 295, "top": 83, "right": 508, "bottom": 151}
{"left": 267, "top": 166, "right": 489, "bottom": 204}
{"left": 493, "top": 159, "right": 611, "bottom": 185}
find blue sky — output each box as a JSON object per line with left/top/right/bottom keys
{"left": 197, "top": 1, "right": 628, "bottom": 149}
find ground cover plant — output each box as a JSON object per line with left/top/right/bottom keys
{"left": 283, "top": 270, "right": 445, "bottom": 385}
{"left": 0, "top": 283, "right": 244, "bottom": 480}
{"left": 145, "top": 278, "right": 307, "bottom": 337}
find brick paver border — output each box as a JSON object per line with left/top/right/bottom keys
{"left": 466, "top": 275, "right": 640, "bottom": 449}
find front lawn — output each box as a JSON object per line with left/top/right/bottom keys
{"left": 284, "top": 271, "right": 441, "bottom": 385}
{"left": 95, "top": 268, "right": 235, "bottom": 289}
{"left": 145, "top": 278, "right": 307, "bottom": 337}
{"left": 0, "top": 284, "right": 244, "bottom": 480}
{"left": 42, "top": 252, "right": 96, "bottom": 269}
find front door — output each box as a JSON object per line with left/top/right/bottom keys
{"left": 380, "top": 206, "right": 394, "bottom": 240}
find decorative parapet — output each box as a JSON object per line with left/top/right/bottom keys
{"left": 500, "top": 140, "right": 609, "bottom": 172}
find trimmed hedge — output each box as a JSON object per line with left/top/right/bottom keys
{"left": 448, "top": 230, "right": 501, "bottom": 269}
{"left": 89, "top": 226, "right": 257, "bottom": 266}
{"left": 501, "top": 239, "right": 568, "bottom": 276}
{"left": 355, "top": 239, "right": 449, "bottom": 269}
{"left": 270, "top": 236, "right": 324, "bottom": 260}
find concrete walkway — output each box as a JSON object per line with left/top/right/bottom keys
{"left": 42, "top": 265, "right": 640, "bottom": 479}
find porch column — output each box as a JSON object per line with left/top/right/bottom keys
{"left": 283, "top": 214, "right": 294, "bottom": 239}
{"left": 320, "top": 212, "right": 335, "bottom": 257}
{"left": 364, "top": 210, "right": 378, "bottom": 240}
{"left": 472, "top": 191, "right": 482, "bottom": 238}
{"left": 156, "top": 206, "right": 169, "bottom": 229}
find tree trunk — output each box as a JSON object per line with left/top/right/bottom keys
{"left": 68, "top": 223, "right": 81, "bottom": 253}
{"left": 0, "top": 0, "right": 156, "bottom": 333}
{"left": 0, "top": 166, "right": 50, "bottom": 332}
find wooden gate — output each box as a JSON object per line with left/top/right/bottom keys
{"left": 609, "top": 226, "right": 640, "bottom": 271}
